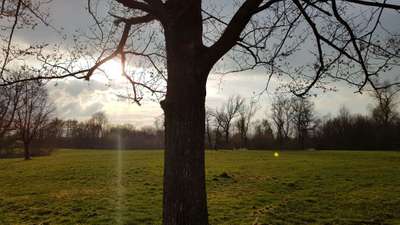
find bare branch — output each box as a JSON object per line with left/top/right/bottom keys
{"left": 343, "top": 0, "right": 400, "bottom": 10}
{"left": 209, "top": 0, "right": 268, "bottom": 62}
{"left": 0, "top": 0, "right": 21, "bottom": 78}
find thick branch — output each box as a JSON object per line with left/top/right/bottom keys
{"left": 114, "top": 0, "right": 165, "bottom": 20}
{"left": 86, "top": 23, "right": 132, "bottom": 79}
{"left": 343, "top": 0, "right": 400, "bottom": 10}
{"left": 111, "top": 13, "right": 155, "bottom": 25}
{"left": 208, "top": 0, "right": 265, "bottom": 62}
{"left": 114, "top": 0, "right": 153, "bottom": 12}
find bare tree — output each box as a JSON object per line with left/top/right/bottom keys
{"left": 252, "top": 118, "right": 274, "bottom": 148}
{"left": 64, "top": 119, "right": 79, "bottom": 139}
{"left": 291, "top": 96, "right": 315, "bottom": 149}
{"left": 271, "top": 95, "right": 293, "bottom": 149}
{"left": 370, "top": 86, "right": 400, "bottom": 126}
{"left": 34, "top": 117, "right": 65, "bottom": 151}
{"left": 235, "top": 99, "right": 259, "bottom": 148}
{"left": 212, "top": 118, "right": 223, "bottom": 150}
{"left": 205, "top": 108, "right": 213, "bottom": 148}
{"left": 14, "top": 80, "right": 54, "bottom": 160}
{"left": 154, "top": 114, "right": 165, "bottom": 147}
{"left": 1, "top": 0, "right": 400, "bottom": 223}
{"left": 213, "top": 95, "right": 245, "bottom": 147}
{"left": 0, "top": 83, "right": 22, "bottom": 141}
{"left": 154, "top": 114, "right": 165, "bottom": 132}
{"left": 337, "top": 105, "right": 351, "bottom": 139}
{"left": 88, "top": 111, "right": 109, "bottom": 138}
{"left": 45, "top": 118, "right": 65, "bottom": 139}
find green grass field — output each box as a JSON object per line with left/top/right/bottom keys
{"left": 0, "top": 149, "right": 399, "bottom": 225}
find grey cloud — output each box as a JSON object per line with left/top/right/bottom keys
{"left": 49, "top": 79, "right": 109, "bottom": 97}
{"left": 58, "top": 101, "right": 82, "bottom": 118}
{"left": 57, "top": 101, "right": 104, "bottom": 120}
{"left": 48, "top": 79, "right": 108, "bottom": 121}
{"left": 82, "top": 102, "right": 104, "bottom": 117}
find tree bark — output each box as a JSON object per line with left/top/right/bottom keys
{"left": 162, "top": 84, "right": 208, "bottom": 225}
{"left": 162, "top": 2, "right": 211, "bottom": 223}
{"left": 162, "top": 67, "right": 210, "bottom": 225}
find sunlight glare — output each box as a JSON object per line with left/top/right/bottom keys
{"left": 97, "top": 60, "right": 125, "bottom": 83}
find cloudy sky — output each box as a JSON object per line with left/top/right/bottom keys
{"left": 46, "top": 70, "right": 376, "bottom": 128}
{"left": 13, "top": 0, "right": 400, "bottom": 127}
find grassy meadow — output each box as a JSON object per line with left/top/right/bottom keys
{"left": 0, "top": 149, "right": 399, "bottom": 225}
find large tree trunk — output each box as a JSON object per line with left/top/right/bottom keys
{"left": 162, "top": 75, "right": 208, "bottom": 225}
{"left": 162, "top": 2, "right": 211, "bottom": 223}
{"left": 162, "top": 64, "right": 210, "bottom": 224}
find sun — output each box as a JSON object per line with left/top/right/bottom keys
{"left": 103, "top": 60, "right": 123, "bottom": 79}
{"left": 96, "top": 59, "right": 125, "bottom": 83}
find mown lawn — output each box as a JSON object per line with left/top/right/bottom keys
{"left": 0, "top": 149, "right": 399, "bottom": 225}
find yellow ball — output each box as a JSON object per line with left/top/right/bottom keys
{"left": 274, "top": 152, "right": 279, "bottom": 157}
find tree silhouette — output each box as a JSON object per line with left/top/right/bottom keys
{"left": 370, "top": 86, "right": 400, "bottom": 126}
{"left": 213, "top": 95, "right": 245, "bottom": 146}
{"left": 291, "top": 96, "right": 315, "bottom": 149}
{"left": 14, "top": 80, "right": 54, "bottom": 160}
{"left": 235, "top": 98, "right": 259, "bottom": 148}
{"left": 271, "top": 95, "right": 293, "bottom": 149}
{"left": 1, "top": 0, "right": 400, "bottom": 224}
{"left": 0, "top": 79, "right": 22, "bottom": 141}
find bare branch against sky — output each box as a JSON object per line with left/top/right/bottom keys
{"left": 1, "top": 1, "right": 399, "bottom": 126}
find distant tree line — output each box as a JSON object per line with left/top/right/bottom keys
{"left": 50, "top": 113, "right": 164, "bottom": 149}
{"left": 204, "top": 88, "right": 400, "bottom": 151}
{"left": 314, "top": 88, "right": 400, "bottom": 150}
{"left": 2, "top": 84, "right": 400, "bottom": 156}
